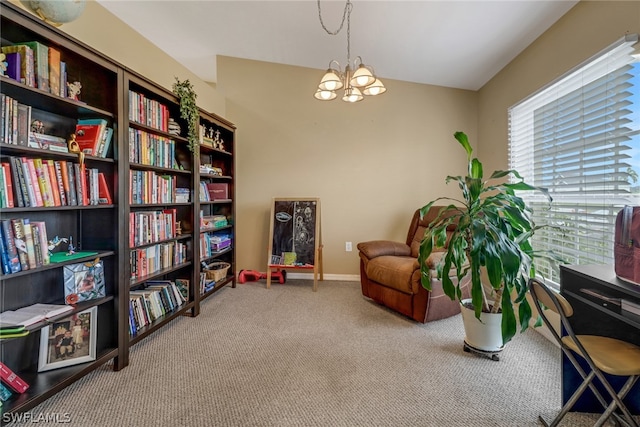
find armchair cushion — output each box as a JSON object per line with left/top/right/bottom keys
{"left": 365, "top": 256, "right": 419, "bottom": 295}
{"left": 356, "top": 241, "right": 411, "bottom": 259}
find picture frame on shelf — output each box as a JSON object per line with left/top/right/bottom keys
{"left": 38, "top": 306, "right": 97, "bottom": 372}
{"left": 63, "top": 258, "right": 106, "bottom": 305}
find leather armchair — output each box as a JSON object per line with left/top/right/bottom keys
{"left": 357, "top": 206, "right": 470, "bottom": 323}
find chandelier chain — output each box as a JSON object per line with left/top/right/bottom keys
{"left": 317, "top": 0, "right": 352, "bottom": 36}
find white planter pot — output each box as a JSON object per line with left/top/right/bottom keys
{"left": 460, "top": 298, "right": 504, "bottom": 353}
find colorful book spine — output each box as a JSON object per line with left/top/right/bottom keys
{"left": 5, "top": 52, "right": 21, "bottom": 83}
{"left": 0, "top": 225, "right": 11, "bottom": 275}
{"left": 2, "top": 162, "right": 15, "bottom": 208}
{"left": 32, "top": 158, "right": 53, "bottom": 207}
{"left": 22, "top": 41, "right": 49, "bottom": 92}
{"left": 21, "top": 157, "right": 41, "bottom": 207}
{"left": 1, "top": 219, "right": 21, "bottom": 274}
{"left": 48, "top": 46, "right": 61, "bottom": 97}
{"left": 65, "top": 162, "right": 77, "bottom": 206}
{"left": 10, "top": 218, "right": 29, "bottom": 271}
{"left": 53, "top": 160, "right": 67, "bottom": 206}
{"left": 0, "top": 45, "right": 35, "bottom": 87}
{"left": 46, "top": 160, "right": 61, "bottom": 206}
{"left": 10, "top": 157, "right": 27, "bottom": 207}
{"left": 0, "top": 362, "right": 29, "bottom": 393}
{"left": 0, "top": 381, "right": 13, "bottom": 401}
{"left": 30, "top": 219, "right": 43, "bottom": 268}
{"left": 21, "top": 219, "right": 37, "bottom": 269}
{"left": 31, "top": 221, "right": 49, "bottom": 266}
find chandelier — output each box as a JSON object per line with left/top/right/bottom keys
{"left": 314, "top": 0, "right": 386, "bottom": 103}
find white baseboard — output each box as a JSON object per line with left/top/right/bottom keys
{"left": 286, "top": 272, "right": 360, "bottom": 282}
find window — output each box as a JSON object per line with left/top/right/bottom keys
{"left": 508, "top": 35, "right": 640, "bottom": 284}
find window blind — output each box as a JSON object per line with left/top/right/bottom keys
{"left": 508, "top": 34, "right": 640, "bottom": 283}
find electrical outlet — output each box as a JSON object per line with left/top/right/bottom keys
{"left": 345, "top": 241, "right": 352, "bottom": 252}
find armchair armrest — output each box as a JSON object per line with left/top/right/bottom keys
{"left": 357, "top": 240, "right": 411, "bottom": 259}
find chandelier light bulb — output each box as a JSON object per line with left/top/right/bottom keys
{"left": 362, "top": 79, "right": 387, "bottom": 96}
{"left": 342, "top": 86, "right": 363, "bottom": 103}
{"left": 314, "top": 89, "right": 337, "bottom": 100}
{"left": 318, "top": 69, "right": 343, "bottom": 91}
{"left": 350, "top": 64, "right": 376, "bottom": 88}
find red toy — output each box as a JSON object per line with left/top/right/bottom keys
{"left": 238, "top": 269, "right": 286, "bottom": 284}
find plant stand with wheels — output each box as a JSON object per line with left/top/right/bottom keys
{"left": 463, "top": 341, "right": 502, "bottom": 361}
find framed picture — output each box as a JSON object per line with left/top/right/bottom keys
{"left": 63, "top": 258, "right": 106, "bottom": 305}
{"left": 38, "top": 306, "right": 97, "bottom": 372}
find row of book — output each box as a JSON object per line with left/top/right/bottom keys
{"left": 0, "top": 95, "right": 66, "bottom": 152}
{"left": 128, "top": 90, "right": 170, "bottom": 133}
{"left": 129, "top": 241, "right": 188, "bottom": 280}
{"left": 1, "top": 41, "right": 67, "bottom": 98}
{"left": 0, "top": 156, "right": 112, "bottom": 209}
{"left": 129, "top": 280, "right": 188, "bottom": 335}
{"left": 129, "top": 209, "right": 178, "bottom": 248}
{"left": 128, "top": 128, "right": 177, "bottom": 169}
{"left": 0, "top": 218, "right": 49, "bottom": 275}
{"left": 1, "top": 95, "right": 31, "bottom": 147}
{"left": 129, "top": 169, "right": 177, "bottom": 205}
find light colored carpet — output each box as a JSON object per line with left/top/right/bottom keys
{"left": 7, "top": 280, "right": 637, "bottom": 426}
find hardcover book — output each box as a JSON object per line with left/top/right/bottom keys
{"left": 48, "top": 47, "right": 61, "bottom": 97}
{"left": 5, "top": 52, "right": 21, "bottom": 83}
{"left": 2, "top": 163, "right": 15, "bottom": 208}
{"left": 0, "top": 227, "right": 10, "bottom": 275}
{"left": 97, "top": 172, "right": 112, "bottom": 204}
{"left": 22, "top": 41, "right": 49, "bottom": 92}
{"left": 22, "top": 219, "right": 38, "bottom": 269}
{"left": 10, "top": 218, "right": 29, "bottom": 271}
{"left": 1, "top": 45, "right": 35, "bottom": 87}
{"left": 75, "top": 119, "right": 107, "bottom": 156}
{"left": 0, "top": 362, "right": 29, "bottom": 393}
{"left": 1, "top": 220, "right": 21, "bottom": 274}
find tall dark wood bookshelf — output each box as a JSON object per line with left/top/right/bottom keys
{"left": 195, "top": 110, "right": 236, "bottom": 316}
{"left": 0, "top": 1, "right": 236, "bottom": 419}
{"left": 123, "top": 71, "right": 197, "bottom": 350}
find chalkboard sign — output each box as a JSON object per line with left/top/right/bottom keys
{"left": 267, "top": 198, "right": 323, "bottom": 291}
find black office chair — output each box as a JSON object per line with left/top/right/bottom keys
{"left": 529, "top": 277, "right": 640, "bottom": 427}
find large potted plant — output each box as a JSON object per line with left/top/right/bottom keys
{"left": 418, "top": 131, "right": 557, "bottom": 358}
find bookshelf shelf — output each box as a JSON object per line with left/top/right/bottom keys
{"left": 0, "top": 2, "right": 236, "bottom": 419}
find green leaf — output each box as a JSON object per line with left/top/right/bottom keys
{"left": 470, "top": 158, "right": 483, "bottom": 180}
{"left": 518, "top": 298, "right": 532, "bottom": 333}
{"left": 501, "top": 290, "right": 516, "bottom": 344}
{"left": 454, "top": 131, "right": 473, "bottom": 160}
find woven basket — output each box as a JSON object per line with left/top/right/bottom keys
{"left": 203, "top": 261, "right": 230, "bottom": 282}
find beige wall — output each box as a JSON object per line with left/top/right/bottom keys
{"left": 11, "top": 0, "right": 636, "bottom": 279}
{"left": 216, "top": 56, "right": 477, "bottom": 277}
{"left": 8, "top": 0, "right": 226, "bottom": 114}
{"left": 478, "top": 0, "right": 640, "bottom": 174}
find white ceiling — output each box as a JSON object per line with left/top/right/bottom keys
{"left": 96, "top": 0, "right": 579, "bottom": 91}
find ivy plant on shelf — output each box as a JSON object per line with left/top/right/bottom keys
{"left": 172, "top": 77, "right": 199, "bottom": 154}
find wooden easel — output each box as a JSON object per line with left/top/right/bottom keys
{"left": 266, "top": 198, "right": 323, "bottom": 291}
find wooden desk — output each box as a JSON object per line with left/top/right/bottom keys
{"left": 560, "top": 264, "right": 640, "bottom": 413}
